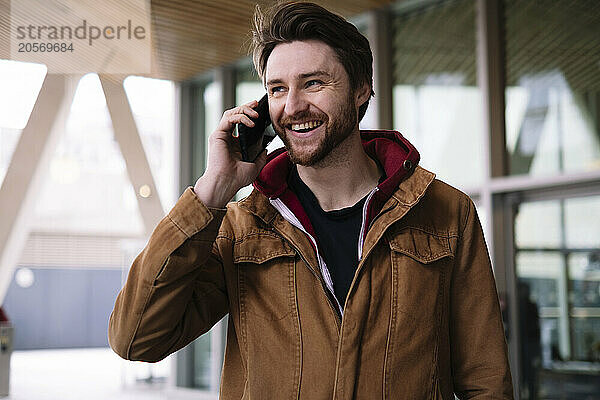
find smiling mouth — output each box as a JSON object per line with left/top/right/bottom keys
{"left": 287, "top": 120, "right": 324, "bottom": 134}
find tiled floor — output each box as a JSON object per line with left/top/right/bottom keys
{"left": 7, "top": 348, "right": 172, "bottom": 400}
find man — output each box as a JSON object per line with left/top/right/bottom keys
{"left": 109, "top": 2, "right": 513, "bottom": 399}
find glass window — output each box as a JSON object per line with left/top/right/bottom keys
{"left": 569, "top": 253, "right": 600, "bottom": 363}
{"left": 181, "top": 80, "right": 227, "bottom": 392}
{"left": 0, "top": 60, "right": 47, "bottom": 130}
{"left": 564, "top": 196, "right": 600, "bottom": 248}
{"left": 514, "top": 195, "right": 600, "bottom": 399}
{"left": 204, "top": 81, "right": 221, "bottom": 153}
{"left": 392, "top": 0, "right": 484, "bottom": 190}
{"left": 505, "top": 0, "right": 600, "bottom": 177}
{"left": 516, "top": 252, "right": 561, "bottom": 309}
{"left": 33, "top": 73, "right": 144, "bottom": 235}
{"left": 515, "top": 200, "right": 562, "bottom": 248}
{"left": 2, "top": 70, "right": 177, "bottom": 392}
{"left": 124, "top": 76, "right": 177, "bottom": 209}
{"left": 473, "top": 199, "right": 490, "bottom": 247}
{"left": 0, "top": 60, "right": 47, "bottom": 186}
{"left": 193, "top": 329, "right": 213, "bottom": 389}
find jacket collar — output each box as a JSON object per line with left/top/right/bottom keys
{"left": 253, "top": 130, "right": 420, "bottom": 200}
{"left": 239, "top": 130, "right": 430, "bottom": 228}
{"left": 239, "top": 165, "right": 435, "bottom": 226}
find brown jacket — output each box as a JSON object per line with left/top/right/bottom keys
{"left": 109, "top": 132, "right": 513, "bottom": 399}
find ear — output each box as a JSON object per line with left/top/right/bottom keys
{"left": 354, "top": 81, "right": 372, "bottom": 108}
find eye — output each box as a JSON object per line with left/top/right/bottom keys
{"left": 306, "top": 80, "right": 322, "bottom": 88}
{"left": 269, "top": 86, "right": 285, "bottom": 95}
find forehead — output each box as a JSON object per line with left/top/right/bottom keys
{"left": 265, "top": 40, "right": 346, "bottom": 82}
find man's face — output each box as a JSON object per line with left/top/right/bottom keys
{"left": 265, "top": 40, "right": 360, "bottom": 166}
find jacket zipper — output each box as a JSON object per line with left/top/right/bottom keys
{"left": 272, "top": 187, "right": 393, "bottom": 398}
{"left": 334, "top": 187, "right": 398, "bottom": 398}
{"left": 357, "top": 187, "right": 379, "bottom": 260}
{"left": 270, "top": 198, "right": 344, "bottom": 321}
{"left": 271, "top": 185, "right": 379, "bottom": 316}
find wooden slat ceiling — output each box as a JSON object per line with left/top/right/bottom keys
{"left": 0, "top": 0, "right": 396, "bottom": 82}
{"left": 150, "top": 0, "right": 395, "bottom": 81}
{"left": 392, "top": 0, "right": 600, "bottom": 91}
{"left": 4, "top": 0, "right": 597, "bottom": 88}
{"left": 393, "top": 0, "right": 477, "bottom": 86}
{"left": 504, "top": 0, "right": 600, "bottom": 92}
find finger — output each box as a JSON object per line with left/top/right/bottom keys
{"left": 225, "top": 100, "right": 258, "bottom": 116}
{"left": 228, "top": 113, "right": 255, "bottom": 128}
{"left": 240, "top": 104, "right": 259, "bottom": 119}
{"left": 244, "top": 99, "right": 258, "bottom": 108}
{"left": 217, "top": 113, "right": 255, "bottom": 136}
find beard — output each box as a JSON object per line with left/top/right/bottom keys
{"left": 272, "top": 95, "right": 358, "bottom": 166}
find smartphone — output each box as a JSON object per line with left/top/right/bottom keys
{"left": 237, "top": 94, "right": 277, "bottom": 162}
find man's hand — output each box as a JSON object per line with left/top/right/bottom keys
{"left": 193, "top": 100, "right": 269, "bottom": 208}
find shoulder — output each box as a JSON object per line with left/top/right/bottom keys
{"left": 217, "top": 189, "right": 277, "bottom": 241}
{"left": 400, "top": 169, "right": 475, "bottom": 237}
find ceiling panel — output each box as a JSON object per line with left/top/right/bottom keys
{"left": 0, "top": 0, "right": 396, "bottom": 81}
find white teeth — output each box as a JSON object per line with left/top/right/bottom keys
{"left": 291, "top": 121, "right": 321, "bottom": 131}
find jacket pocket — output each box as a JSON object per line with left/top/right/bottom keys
{"left": 384, "top": 228, "right": 455, "bottom": 399}
{"left": 235, "top": 232, "right": 297, "bottom": 321}
{"left": 388, "top": 227, "right": 454, "bottom": 264}
{"left": 387, "top": 227, "right": 455, "bottom": 326}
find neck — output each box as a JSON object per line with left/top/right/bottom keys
{"left": 296, "top": 130, "right": 381, "bottom": 211}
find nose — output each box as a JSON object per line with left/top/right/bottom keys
{"left": 283, "top": 88, "right": 308, "bottom": 117}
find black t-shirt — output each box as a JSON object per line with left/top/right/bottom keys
{"left": 288, "top": 166, "right": 370, "bottom": 307}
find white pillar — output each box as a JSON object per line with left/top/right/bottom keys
{"left": 99, "top": 75, "right": 164, "bottom": 237}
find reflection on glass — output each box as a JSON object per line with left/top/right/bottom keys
{"left": 515, "top": 200, "right": 561, "bottom": 248}
{"left": 515, "top": 196, "right": 600, "bottom": 399}
{"left": 505, "top": 0, "right": 600, "bottom": 176}
{"left": 569, "top": 253, "right": 600, "bottom": 364}
{"left": 516, "top": 252, "right": 561, "bottom": 309}
{"left": 392, "top": 0, "right": 483, "bottom": 190}
{"left": 565, "top": 197, "right": 600, "bottom": 248}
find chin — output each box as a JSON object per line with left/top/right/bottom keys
{"left": 287, "top": 145, "right": 329, "bottom": 166}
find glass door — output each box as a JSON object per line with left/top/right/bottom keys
{"left": 513, "top": 194, "right": 600, "bottom": 399}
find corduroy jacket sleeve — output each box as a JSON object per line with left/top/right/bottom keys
{"left": 450, "top": 198, "right": 514, "bottom": 399}
{"left": 108, "top": 187, "right": 229, "bottom": 362}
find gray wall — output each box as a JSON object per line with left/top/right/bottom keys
{"left": 3, "top": 267, "right": 122, "bottom": 350}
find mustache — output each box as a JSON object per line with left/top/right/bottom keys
{"left": 278, "top": 110, "right": 327, "bottom": 126}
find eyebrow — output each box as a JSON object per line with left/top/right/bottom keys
{"left": 299, "top": 70, "right": 332, "bottom": 80}
{"left": 266, "top": 70, "right": 332, "bottom": 86}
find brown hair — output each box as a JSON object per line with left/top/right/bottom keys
{"left": 250, "top": 1, "right": 374, "bottom": 121}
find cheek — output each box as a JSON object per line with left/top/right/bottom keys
{"left": 268, "top": 99, "right": 285, "bottom": 122}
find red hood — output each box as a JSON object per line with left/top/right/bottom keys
{"left": 252, "top": 130, "right": 420, "bottom": 237}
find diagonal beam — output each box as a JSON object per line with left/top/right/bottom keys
{"left": 99, "top": 75, "right": 164, "bottom": 237}
{"left": 0, "top": 74, "right": 78, "bottom": 304}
